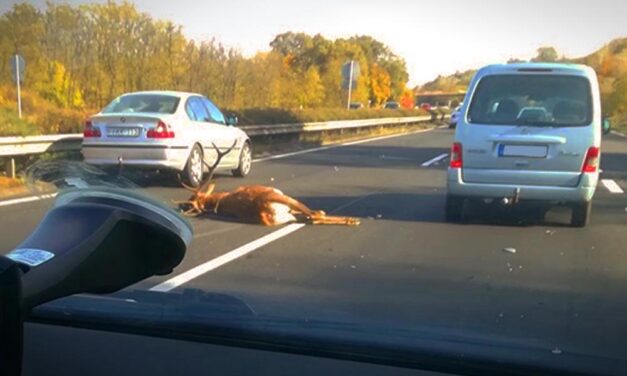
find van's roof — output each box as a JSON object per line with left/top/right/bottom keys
{"left": 477, "top": 63, "right": 595, "bottom": 77}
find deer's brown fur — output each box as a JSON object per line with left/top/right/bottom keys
{"left": 175, "top": 143, "right": 360, "bottom": 226}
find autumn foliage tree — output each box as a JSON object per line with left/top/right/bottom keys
{"left": 0, "top": 2, "right": 411, "bottom": 112}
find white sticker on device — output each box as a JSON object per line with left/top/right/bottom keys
{"left": 7, "top": 248, "right": 55, "bottom": 267}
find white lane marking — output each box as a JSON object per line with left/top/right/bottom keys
{"left": 252, "top": 128, "right": 433, "bottom": 163}
{"left": 421, "top": 153, "right": 449, "bottom": 167}
{"left": 0, "top": 128, "right": 435, "bottom": 208}
{"left": 0, "top": 193, "right": 57, "bottom": 207}
{"left": 601, "top": 179, "right": 624, "bottom": 194}
{"left": 149, "top": 223, "right": 306, "bottom": 292}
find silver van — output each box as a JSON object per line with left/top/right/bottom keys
{"left": 446, "top": 63, "right": 602, "bottom": 227}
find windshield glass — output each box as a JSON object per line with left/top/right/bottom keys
{"left": 1, "top": 1, "right": 626, "bottom": 374}
{"left": 468, "top": 75, "right": 593, "bottom": 126}
{"left": 103, "top": 94, "right": 180, "bottom": 114}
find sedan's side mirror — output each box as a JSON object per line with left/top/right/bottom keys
{"left": 602, "top": 117, "right": 612, "bottom": 135}
{"left": 225, "top": 114, "right": 238, "bottom": 126}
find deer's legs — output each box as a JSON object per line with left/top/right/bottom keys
{"left": 310, "top": 213, "right": 360, "bottom": 226}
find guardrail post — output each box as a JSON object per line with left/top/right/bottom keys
{"left": 5, "top": 158, "right": 16, "bottom": 179}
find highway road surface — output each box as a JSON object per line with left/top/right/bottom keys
{"left": 2, "top": 127, "right": 627, "bottom": 363}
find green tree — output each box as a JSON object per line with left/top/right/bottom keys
{"left": 532, "top": 47, "right": 559, "bottom": 62}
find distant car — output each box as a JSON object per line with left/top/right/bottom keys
{"left": 448, "top": 104, "right": 463, "bottom": 129}
{"left": 446, "top": 63, "right": 602, "bottom": 227}
{"left": 383, "top": 101, "right": 400, "bottom": 109}
{"left": 349, "top": 102, "right": 364, "bottom": 109}
{"left": 82, "top": 91, "right": 252, "bottom": 187}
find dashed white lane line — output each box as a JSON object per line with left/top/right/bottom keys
{"left": 421, "top": 153, "right": 449, "bottom": 167}
{"left": 150, "top": 223, "right": 306, "bottom": 292}
{"left": 0, "top": 193, "right": 57, "bottom": 207}
{"left": 601, "top": 179, "right": 624, "bottom": 194}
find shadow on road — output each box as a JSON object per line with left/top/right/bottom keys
{"left": 292, "top": 192, "right": 601, "bottom": 228}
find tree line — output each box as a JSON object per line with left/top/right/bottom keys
{"left": 0, "top": 2, "right": 411, "bottom": 111}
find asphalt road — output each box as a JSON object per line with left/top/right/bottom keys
{"left": 3, "top": 127, "right": 627, "bottom": 364}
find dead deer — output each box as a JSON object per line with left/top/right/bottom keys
{"left": 174, "top": 143, "right": 360, "bottom": 226}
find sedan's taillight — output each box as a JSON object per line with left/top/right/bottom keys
{"left": 582, "top": 146, "right": 600, "bottom": 173}
{"left": 83, "top": 120, "right": 101, "bottom": 138}
{"left": 449, "top": 142, "right": 463, "bottom": 168}
{"left": 147, "top": 121, "right": 175, "bottom": 139}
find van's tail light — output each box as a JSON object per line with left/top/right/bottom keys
{"left": 83, "top": 120, "right": 101, "bottom": 138}
{"left": 147, "top": 121, "right": 175, "bottom": 139}
{"left": 582, "top": 146, "right": 600, "bottom": 173}
{"left": 449, "top": 142, "right": 463, "bottom": 168}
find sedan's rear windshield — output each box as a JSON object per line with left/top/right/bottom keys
{"left": 103, "top": 94, "right": 180, "bottom": 114}
{"left": 467, "top": 74, "right": 593, "bottom": 126}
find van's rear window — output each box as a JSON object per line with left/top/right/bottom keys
{"left": 467, "top": 75, "right": 593, "bottom": 127}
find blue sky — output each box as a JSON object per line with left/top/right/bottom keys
{"left": 3, "top": 0, "right": 627, "bottom": 85}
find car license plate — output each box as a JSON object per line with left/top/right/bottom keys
{"left": 107, "top": 127, "right": 140, "bottom": 137}
{"left": 498, "top": 144, "right": 548, "bottom": 158}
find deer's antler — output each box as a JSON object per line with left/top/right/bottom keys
{"left": 205, "top": 141, "right": 237, "bottom": 181}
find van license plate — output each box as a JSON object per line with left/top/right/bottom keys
{"left": 498, "top": 144, "right": 547, "bottom": 158}
{"left": 107, "top": 127, "right": 140, "bottom": 137}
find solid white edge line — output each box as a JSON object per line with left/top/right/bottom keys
{"left": 0, "top": 193, "right": 57, "bottom": 207}
{"left": 252, "top": 128, "right": 434, "bottom": 163}
{"left": 149, "top": 223, "right": 306, "bottom": 292}
{"left": 0, "top": 128, "right": 435, "bottom": 208}
{"left": 421, "top": 153, "right": 449, "bottom": 167}
{"left": 601, "top": 179, "right": 624, "bottom": 194}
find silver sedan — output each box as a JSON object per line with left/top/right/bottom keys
{"left": 82, "top": 91, "right": 252, "bottom": 187}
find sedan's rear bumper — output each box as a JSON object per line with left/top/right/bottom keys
{"left": 447, "top": 168, "right": 598, "bottom": 202}
{"left": 81, "top": 143, "right": 189, "bottom": 171}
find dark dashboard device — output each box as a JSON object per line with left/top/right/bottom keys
{"left": 0, "top": 188, "right": 192, "bottom": 376}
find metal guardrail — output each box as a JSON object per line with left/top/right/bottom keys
{"left": 0, "top": 116, "right": 434, "bottom": 177}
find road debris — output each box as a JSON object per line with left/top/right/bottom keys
{"left": 503, "top": 247, "right": 517, "bottom": 254}
{"left": 350, "top": 265, "right": 357, "bottom": 269}
{"left": 334, "top": 166, "right": 340, "bottom": 172}
{"left": 552, "top": 347, "right": 562, "bottom": 355}
{"left": 545, "top": 230, "right": 556, "bottom": 235}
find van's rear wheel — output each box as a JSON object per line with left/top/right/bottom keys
{"left": 571, "top": 201, "right": 592, "bottom": 227}
{"left": 445, "top": 195, "right": 464, "bottom": 223}
{"left": 183, "top": 145, "right": 204, "bottom": 188}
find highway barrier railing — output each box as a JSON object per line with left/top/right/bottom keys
{"left": 0, "top": 115, "right": 435, "bottom": 178}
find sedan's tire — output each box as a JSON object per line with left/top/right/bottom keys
{"left": 232, "top": 142, "right": 252, "bottom": 177}
{"left": 445, "top": 195, "right": 464, "bottom": 223}
{"left": 183, "top": 144, "right": 204, "bottom": 188}
{"left": 571, "top": 201, "right": 592, "bottom": 227}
